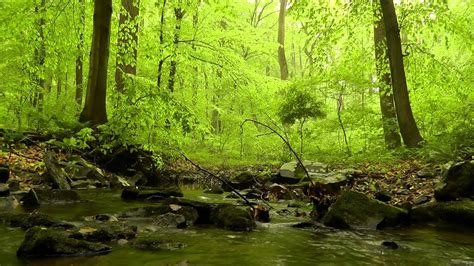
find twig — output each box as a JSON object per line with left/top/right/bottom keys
{"left": 241, "top": 119, "right": 313, "bottom": 185}
{"left": 178, "top": 151, "right": 255, "bottom": 211}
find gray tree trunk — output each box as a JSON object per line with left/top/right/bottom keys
{"left": 278, "top": 0, "right": 289, "bottom": 80}
{"left": 79, "top": 0, "right": 112, "bottom": 125}
{"left": 380, "top": 0, "right": 423, "bottom": 147}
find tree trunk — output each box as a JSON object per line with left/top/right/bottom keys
{"left": 379, "top": 0, "right": 423, "bottom": 147}
{"left": 115, "top": 0, "right": 140, "bottom": 92}
{"left": 75, "top": 0, "right": 85, "bottom": 106}
{"left": 277, "top": 0, "right": 288, "bottom": 80}
{"left": 156, "top": 0, "right": 167, "bottom": 89}
{"left": 79, "top": 0, "right": 112, "bottom": 125}
{"left": 373, "top": 1, "right": 401, "bottom": 149}
{"left": 33, "top": 0, "right": 46, "bottom": 111}
{"left": 168, "top": 1, "right": 185, "bottom": 93}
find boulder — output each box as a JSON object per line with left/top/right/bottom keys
{"left": 309, "top": 173, "right": 351, "bottom": 194}
{"left": 20, "top": 189, "right": 81, "bottom": 208}
{"left": 0, "top": 163, "right": 9, "bottom": 183}
{"left": 118, "top": 204, "right": 199, "bottom": 226}
{"left": 17, "top": 227, "right": 111, "bottom": 258}
{"left": 410, "top": 199, "right": 474, "bottom": 227}
{"left": 275, "top": 161, "right": 329, "bottom": 184}
{"left": 85, "top": 214, "right": 119, "bottom": 222}
{"left": 43, "top": 151, "right": 71, "bottom": 190}
{"left": 375, "top": 191, "right": 392, "bottom": 203}
{"left": 131, "top": 234, "right": 186, "bottom": 251}
{"left": 210, "top": 204, "right": 256, "bottom": 231}
{"left": 70, "top": 222, "right": 137, "bottom": 242}
{"left": 435, "top": 161, "right": 474, "bottom": 201}
{"left": 321, "top": 191, "right": 408, "bottom": 230}
{"left": 152, "top": 213, "right": 187, "bottom": 228}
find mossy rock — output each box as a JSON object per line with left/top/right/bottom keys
{"left": 0, "top": 212, "right": 75, "bottom": 230}
{"left": 17, "top": 227, "right": 111, "bottom": 258}
{"left": 321, "top": 191, "right": 408, "bottom": 230}
{"left": 70, "top": 222, "right": 137, "bottom": 242}
{"left": 210, "top": 204, "right": 256, "bottom": 231}
{"left": 131, "top": 234, "right": 186, "bottom": 251}
{"left": 411, "top": 199, "right": 474, "bottom": 227}
{"left": 435, "top": 161, "right": 474, "bottom": 201}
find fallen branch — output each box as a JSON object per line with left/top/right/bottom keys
{"left": 240, "top": 119, "right": 313, "bottom": 185}
{"left": 178, "top": 151, "right": 255, "bottom": 212}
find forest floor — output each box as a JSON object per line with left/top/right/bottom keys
{"left": 1, "top": 142, "right": 442, "bottom": 209}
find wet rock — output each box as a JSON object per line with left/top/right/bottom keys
{"left": 267, "top": 184, "right": 292, "bottom": 201}
{"left": 381, "top": 241, "right": 399, "bottom": 249}
{"left": 241, "top": 188, "right": 263, "bottom": 199}
{"left": 0, "top": 212, "right": 74, "bottom": 230}
{"left": 222, "top": 171, "right": 257, "bottom": 191}
{"left": 20, "top": 189, "right": 80, "bottom": 208}
{"left": 70, "top": 222, "right": 137, "bottom": 242}
{"left": 109, "top": 174, "right": 131, "bottom": 189}
{"left": 375, "top": 191, "right": 392, "bottom": 203}
{"left": 152, "top": 213, "right": 187, "bottom": 228}
{"left": 210, "top": 204, "right": 256, "bottom": 231}
{"left": 163, "top": 198, "right": 217, "bottom": 225}
{"left": 0, "top": 184, "right": 10, "bottom": 197}
{"left": 309, "top": 173, "right": 351, "bottom": 194}
{"left": 321, "top": 191, "right": 408, "bottom": 230}
{"left": 119, "top": 204, "right": 199, "bottom": 226}
{"left": 275, "top": 161, "right": 329, "bottom": 184}
{"left": 71, "top": 180, "right": 99, "bottom": 189}
{"left": 412, "top": 196, "right": 430, "bottom": 206}
{"left": 435, "top": 161, "right": 474, "bottom": 201}
{"left": 131, "top": 234, "right": 186, "bottom": 251}
{"left": 17, "top": 227, "right": 111, "bottom": 258}
{"left": 410, "top": 199, "right": 474, "bottom": 227}
{"left": 43, "top": 151, "right": 71, "bottom": 190}
{"left": 85, "top": 214, "right": 119, "bottom": 222}
{"left": 416, "top": 168, "right": 435, "bottom": 178}
{"left": 121, "top": 186, "right": 183, "bottom": 201}
{"left": 0, "top": 196, "right": 19, "bottom": 210}
{"left": 0, "top": 163, "right": 9, "bottom": 183}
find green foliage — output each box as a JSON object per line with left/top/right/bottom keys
{"left": 278, "top": 86, "right": 325, "bottom": 125}
{"left": 0, "top": 0, "right": 472, "bottom": 166}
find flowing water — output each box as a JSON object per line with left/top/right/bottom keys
{"left": 1, "top": 189, "right": 474, "bottom": 266}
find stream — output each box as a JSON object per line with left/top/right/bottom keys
{"left": 1, "top": 189, "right": 474, "bottom": 265}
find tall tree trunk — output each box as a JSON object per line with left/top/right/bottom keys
{"left": 115, "top": 0, "right": 140, "bottom": 92}
{"left": 75, "top": 0, "right": 85, "bottom": 106}
{"left": 79, "top": 0, "right": 112, "bottom": 125}
{"left": 156, "top": 0, "right": 167, "bottom": 89}
{"left": 277, "top": 0, "right": 288, "bottom": 80}
{"left": 34, "top": 0, "right": 46, "bottom": 111}
{"left": 373, "top": 1, "right": 401, "bottom": 149}
{"left": 379, "top": 0, "right": 423, "bottom": 147}
{"left": 168, "top": 0, "right": 185, "bottom": 93}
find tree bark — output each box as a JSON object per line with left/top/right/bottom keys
{"left": 79, "top": 0, "right": 112, "bottom": 125}
{"left": 156, "top": 0, "right": 167, "bottom": 89}
{"left": 379, "top": 0, "right": 423, "bottom": 147}
{"left": 33, "top": 0, "right": 46, "bottom": 111}
{"left": 373, "top": 1, "right": 401, "bottom": 149}
{"left": 115, "top": 0, "right": 140, "bottom": 93}
{"left": 277, "top": 0, "right": 289, "bottom": 80}
{"left": 168, "top": 0, "right": 185, "bottom": 93}
{"left": 75, "top": 0, "right": 85, "bottom": 106}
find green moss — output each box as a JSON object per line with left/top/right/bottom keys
{"left": 210, "top": 204, "right": 256, "bottom": 231}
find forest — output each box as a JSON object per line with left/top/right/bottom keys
{"left": 0, "top": 0, "right": 473, "bottom": 265}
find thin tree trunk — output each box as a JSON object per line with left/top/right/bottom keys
{"left": 34, "top": 0, "right": 46, "bottom": 111}
{"left": 156, "top": 0, "right": 167, "bottom": 89}
{"left": 380, "top": 0, "right": 423, "bottom": 147}
{"left": 373, "top": 1, "right": 401, "bottom": 149}
{"left": 277, "top": 0, "right": 288, "bottom": 80}
{"left": 168, "top": 0, "right": 185, "bottom": 93}
{"left": 75, "top": 0, "right": 85, "bottom": 106}
{"left": 57, "top": 75, "right": 62, "bottom": 100}
{"left": 79, "top": 0, "right": 112, "bottom": 124}
{"left": 115, "top": 0, "right": 140, "bottom": 92}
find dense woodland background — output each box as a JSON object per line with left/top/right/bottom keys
{"left": 0, "top": 0, "right": 472, "bottom": 166}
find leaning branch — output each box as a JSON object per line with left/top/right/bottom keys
{"left": 240, "top": 119, "right": 312, "bottom": 184}
{"left": 178, "top": 151, "right": 255, "bottom": 211}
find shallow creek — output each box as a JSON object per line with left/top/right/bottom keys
{"left": 1, "top": 189, "right": 473, "bottom": 265}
